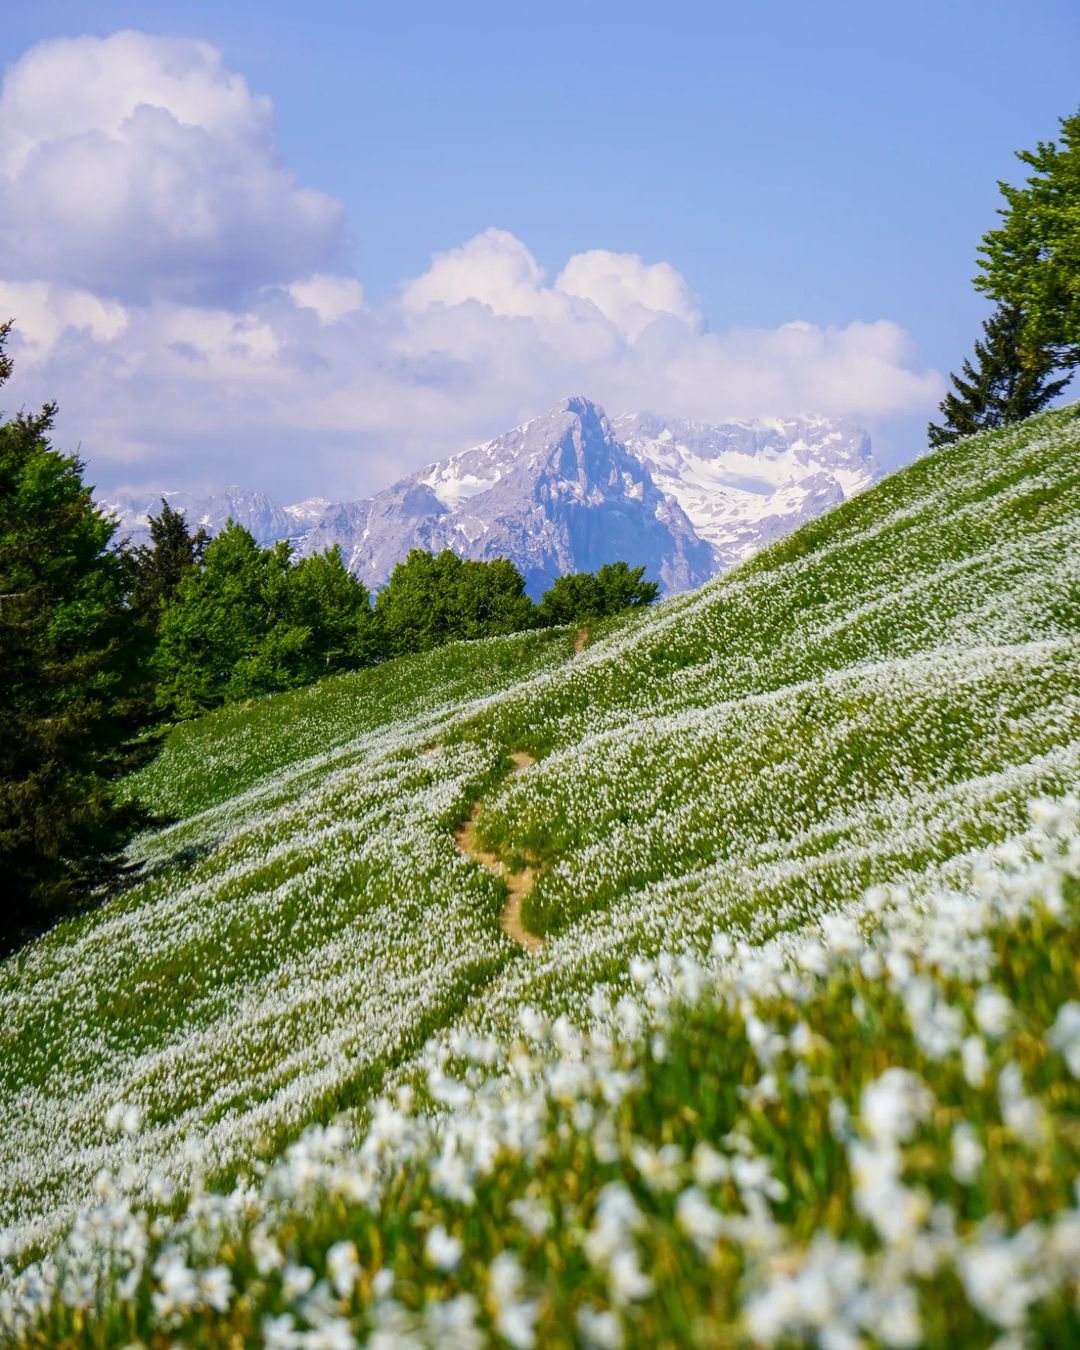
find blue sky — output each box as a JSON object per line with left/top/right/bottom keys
{"left": 0, "top": 2, "right": 1077, "bottom": 500}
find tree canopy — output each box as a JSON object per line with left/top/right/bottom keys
{"left": 535, "top": 561, "right": 659, "bottom": 628}
{"left": 154, "top": 527, "right": 374, "bottom": 717}
{"left": 128, "top": 498, "right": 208, "bottom": 625}
{"left": 975, "top": 107, "right": 1080, "bottom": 366}
{"left": 374, "top": 549, "right": 537, "bottom": 656}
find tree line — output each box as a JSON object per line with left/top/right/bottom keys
{"left": 142, "top": 504, "right": 657, "bottom": 719}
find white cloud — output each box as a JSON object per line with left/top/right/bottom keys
{"left": 0, "top": 31, "right": 346, "bottom": 303}
{"left": 0, "top": 33, "right": 944, "bottom": 502}
{"left": 288, "top": 275, "right": 365, "bottom": 325}
{"left": 555, "top": 250, "right": 703, "bottom": 340}
{"left": 0, "top": 281, "right": 127, "bottom": 363}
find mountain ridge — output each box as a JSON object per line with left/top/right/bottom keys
{"left": 102, "top": 397, "right": 877, "bottom": 596}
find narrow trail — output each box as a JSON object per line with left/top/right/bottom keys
{"left": 575, "top": 627, "right": 589, "bottom": 653}
{"left": 454, "top": 751, "right": 543, "bottom": 953}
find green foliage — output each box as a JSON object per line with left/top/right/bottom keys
{"left": 155, "top": 527, "right": 374, "bottom": 717}
{"left": 0, "top": 322, "right": 151, "bottom": 948}
{"left": 928, "top": 304, "right": 1071, "bottom": 448}
{"left": 535, "top": 560, "right": 659, "bottom": 627}
{"left": 976, "top": 106, "right": 1080, "bottom": 365}
{"left": 127, "top": 498, "right": 207, "bottom": 625}
{"left": 374, "top": 548, "right": 536, "bottom": 655}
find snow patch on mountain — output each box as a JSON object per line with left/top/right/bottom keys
{"left": 614, "top": 412, "right": 878, "bottom": 569}
{"left": 100, "top": 399, "right": 878, "bottom": 598}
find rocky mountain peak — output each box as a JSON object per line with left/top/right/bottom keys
{"left": 100, "top": 396, "right": 878, "bottom": 601}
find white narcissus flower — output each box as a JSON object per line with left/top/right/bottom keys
{"left": 199, "top": 1265, "right": 232, "bottom": 1313}
{"left": 859, "top": 1069, "right": 933, "bottom": 1145}
{"left": 974, "top": 986, "right": 1014, "bottom": 1039}
{"left": 576, "top": 1302, "right": 623, "bottom": 1348}
{"left": 1047, "top": 1001, "right": 1080, "bottom": 1077}
{"left": 326, "top": 1240, "right": 360, "bottom": 1297}
{"left": 950, "top": 1123, "right": 985, "bottom": 1184}
{"left": 424, "top": 1224, "right": 463, "bottom": 1273}
{"left": 676, "top": 1186, "right": 724, "bottom": 1254}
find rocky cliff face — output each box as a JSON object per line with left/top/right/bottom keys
{"left": 102, "top": 399, "right": 878, "bottom": 597}
{"left": 298, "top": 397, "right": 715, "bottom": 597}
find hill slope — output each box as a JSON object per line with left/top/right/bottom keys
{"left": 2, "top": 406, "right": 1079, "bottom": 1345}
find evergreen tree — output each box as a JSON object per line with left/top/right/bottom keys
{"left": 0, "top": 322, "right": 151, "bottom": 948}
{"left": 928, "top": 304, "right": 1070, "bottom": 449}
{"left": 285, "top": 546, "right": 376, "bottom": 677}
{"left": 128, "top": 499, "right": 207, "bottom": 624}
{"left": 155, "top": 529, "right": 376, "bottom": 714}
{"left": 976, "top": 107, "right": 1080, "bottom": 367}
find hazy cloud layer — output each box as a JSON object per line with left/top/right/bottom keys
{"left": 0, "top": 33, "right": 943, "bottom": 502}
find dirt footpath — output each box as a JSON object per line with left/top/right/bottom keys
{"left": 454, "top": 751, "right": 542, "bottom": 952}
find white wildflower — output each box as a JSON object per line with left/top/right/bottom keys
{"left": 489, "top": 1252, "right": 538, "bottom": 1349}
{"left": 974, "top": 986, "right": 1014, "bottom": 1038}
{"left": 200, "top": 1265, "right": 232, "bottom": 1313}
{"left": 425, "top": 1224, "right": 463, "bottom": 1273}
{"left": 607, "top": 1246, "right": 654, "bottom": 1304}
{"left": 950, "top": 1123, "right": 985, "bottom": 1184}
{"left": 326, "top": 1240, "right": 360, "bottom": 1297}
{"left": 1047, "top": 1001, "right": 1080, "bottom": 1077}
{"left": 859, "top": 1068, "right": 933, "bottom": 1145}
{"left": 692, "top": 1141, "right": 730, "bottom": 1186}
{"left": 576, "top": 1302, "right": 623, "bottom": 1349}
{"left": 961, "top": 1034, "right": 989, "bottom": 1088}
{"left": 676, "top": 1186, "right": 724, "bottom": 1254}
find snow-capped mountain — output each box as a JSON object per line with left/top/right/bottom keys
{"left": 103, "top": 487, "right": 325, "bottom": 549}
{"left": 298, "top": 397, "right": 715, "bottom": 597}
{"left": 614, "top": 412, "right": 878, "bottom": 570}
{"left": 100, "top": 398, "right": 878, "bottom": 598}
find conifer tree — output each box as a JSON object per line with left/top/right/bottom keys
{"left": 976, "top": 107, "right": 1080, "bottom": 366}
{"left": 0, "top": 322, "right": 151, "bottom": 948}
{"left": 928, "top": 305, "right": 1070, "bottom": 449}
{"left": 128, "top": 499, "right": 207, "bottom": 624}
{"left": 155, "top": 528, "right": 376, "bottom": 714}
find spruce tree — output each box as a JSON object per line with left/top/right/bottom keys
{"left": 128, "top": 499, "right": 207, "bottom": 624}
{"left": 0, "top": 323, "right": 151, "bottom": 948}
{"left": 928, "top": 305, "right": 1070, "bottom": 449}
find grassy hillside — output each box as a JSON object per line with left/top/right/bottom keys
{"left": 2, "top": 406, "right": 1079, "bottom": 1346}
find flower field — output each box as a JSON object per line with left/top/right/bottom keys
{"left": 1, "top": 405, "right": 1079, "bottom": 1346}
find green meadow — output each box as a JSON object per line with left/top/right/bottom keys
{"left": 2, "top": 405, "right": 1079, "bottom": 1347}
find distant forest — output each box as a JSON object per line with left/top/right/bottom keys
{"left": 139, "top": 499, "right": 658, "bottom": 718}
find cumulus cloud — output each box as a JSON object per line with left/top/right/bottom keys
{"left": 0, "top": 32, "right": 944, "bottom": 502}
{"left": 0, "top": 31, "right": 346, "bottom": 303}
{"left": 555, "top": 250, "right": 703, "bottom": 340}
